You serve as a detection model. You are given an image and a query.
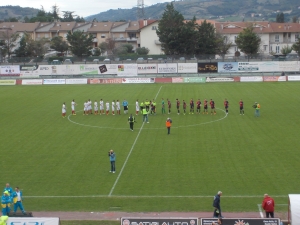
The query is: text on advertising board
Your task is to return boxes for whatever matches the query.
[198,63,218,73]
[121,218,198,225]
[201,218,280,225]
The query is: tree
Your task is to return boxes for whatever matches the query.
[66,30,93,58]
[195,20,218,56]
[51,4,60,21]
[180,17,198,55]
[92,47,101,56]
[62,11,76,22]
[99,42,108,55]
[105,38,116,56]
[276,13,284,23]
[156,3,185,55]
[292,16,298,23]
[50,36,69,55]
[292,39,300,57]
[136,47,149,55]
[0,29,19,58]
[235,25,261,59]
[281,45,292,55]
[14,35,28,57]
[121,44,134,53]
[215,33,232,60]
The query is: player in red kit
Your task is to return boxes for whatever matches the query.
[167,98,171,114]
[210,99,216,115]
[224,98,229,114]
[239,99,244,115]
[189,98,194,114]
[183,100,187,115]
[176,98,180,115]
[203,99,208,114]
[196,99,201,114]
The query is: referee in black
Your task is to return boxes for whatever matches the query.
[128,114,136,131]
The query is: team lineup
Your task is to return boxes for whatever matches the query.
[61,98,250,118]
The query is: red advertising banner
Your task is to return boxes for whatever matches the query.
[155,77,172,83]
[263,76,286,82]
[89,78,122,84]
[233,76,240,82]
[172,77,184,83]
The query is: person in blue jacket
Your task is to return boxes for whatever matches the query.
[12,187,26,214]
[108,149,116,173]
[3,184,13,196]
[122,99,128,114]
[213,191,223,218]
[1,191,12,216]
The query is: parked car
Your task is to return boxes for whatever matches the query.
[285,53,299,60]
[64,59,73,64]
[179,57,185,61]
[136,57,144,62]
[50,60,62,65]
[103,58,111,62]
[93,59,100,63]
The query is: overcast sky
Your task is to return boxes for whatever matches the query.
[5,0,170,18]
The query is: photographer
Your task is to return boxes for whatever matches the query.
[166,118,172,135]
[108,150,116,173]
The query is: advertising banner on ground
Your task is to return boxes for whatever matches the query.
[158,63,177,73]
[155,77,172,83]
[172,77,184,83]
[137,64,157,74]
[77,64,100,75]
[201,218,280,225]
[66,79,88,84]
[121,218,198,225]
[0,80,16,85]
[279,61,300,72]
[117,64,138,76]
[263,76,286,82]
[121,78,155,83]
[218,62,239,73]
[22,79,43,85]
[288,76,300,81]
[198,63,218,73]
[43,79,65,84]
[98,64,118,75]
[178,63,198,73]
[240,76,263,82]
[0,65,20,76]
[206,77,235,82]
[8,217,60,225]
[184,77,206,83]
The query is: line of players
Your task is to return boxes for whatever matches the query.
[62,98,245,118]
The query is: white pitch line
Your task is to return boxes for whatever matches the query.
[108,86,163,196]
[24,195,288,198]
[257,204,264,218]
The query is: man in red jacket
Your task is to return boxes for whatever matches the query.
[262,194,275,218]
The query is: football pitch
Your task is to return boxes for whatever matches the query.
[0,82,299,213]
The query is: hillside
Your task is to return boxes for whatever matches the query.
[86,0,300,22]
[0,5,39,21]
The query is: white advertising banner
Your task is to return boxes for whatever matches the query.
[117,64,138,76]
[98,64,118,75]
[121,77,155,83]
[172,77,184,83]
[66,79,88,84]
[177,63,197,73]
[158,63,177,73]
[279,61,300,72]
[22,79,43,85]
[8,217,60,225]
[288,76,300,81]
[0,80,16,85]
[238,62,279,72]
[240,76,263,82]
[43,79,65,84]
[0,65,20,76]
[206,77,235,82]
[137,64,158,74]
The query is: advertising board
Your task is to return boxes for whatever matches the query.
[22,79,43,85]
[178,63,198,73]
[0,65,20,76]
[155,77,172,83]
[263,76,286,82]
[65,79,88,84]
[43,79,65,84]
[172,77,184,83]
[137,64,158,74]
[288,76,300,81]
[278,61,300,72]
[198,63,218,73]
[158,63,177,73]
[218,62,239,73]
[240,76,263,82]
[183,77,206,83]
[121,78,155,83]
[8,217,60,225]
[201,218,280,225]
[117,64,138,76]
[121,217,198,225]
[0,80,16,85]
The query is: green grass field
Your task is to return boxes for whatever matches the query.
[0,82,298,213]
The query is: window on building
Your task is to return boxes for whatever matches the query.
[234,36,237,43]
[275,35,279,42]
[152,26,157,30]
[101,34,105,38]
[263,45,268,51]
[275,45,280,53]
[295,34,299,41]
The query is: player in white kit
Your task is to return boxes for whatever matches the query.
[135,100,139,115]
[88,99,92,114]
[71,99,77,115]
[105,101,110,115]
[62,102,66,118]
[112,100,115,115]
[94,100,98,115]
[116,100,121,115]
[99,99,104,115]
[84,101,88,115]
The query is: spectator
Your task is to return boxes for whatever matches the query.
[262,194,275,218]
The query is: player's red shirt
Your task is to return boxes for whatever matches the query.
[183,101,186,109]
[177,100,180,107]
[204,100,208,107]
[190,100,194,107]
[239,101,243,107]
[196,100,201,108]
[224,100,229,107]
[210,100,215,108]
[168,100,171,108]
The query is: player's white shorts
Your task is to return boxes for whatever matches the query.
[62,109,66,113]
[94,106,98,111]
[71,106,75,111]
[112,106,115,111]
[136,106,139,111]
[84,107,88,111]
[100,106,104,110]
[106,107,110,111]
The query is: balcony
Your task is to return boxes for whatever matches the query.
[126,37,137,42]
[114,37,127,41]
[92,38,98,43]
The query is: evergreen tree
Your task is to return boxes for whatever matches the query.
[292,38,300,57]
[50,36,69,55]
[276,13,285,23]
[235,25,261,59]
[66,30,93,59]
[195,20,218,56]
